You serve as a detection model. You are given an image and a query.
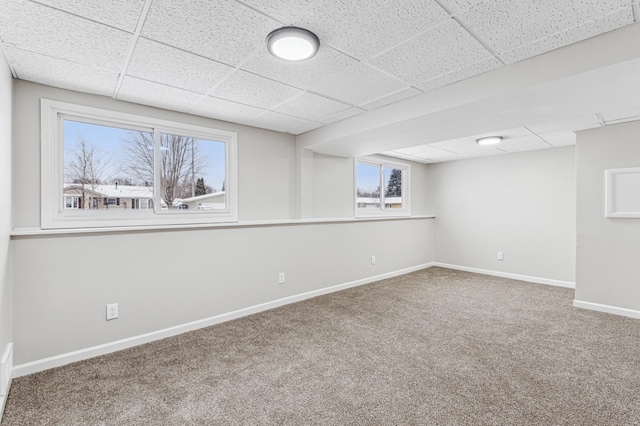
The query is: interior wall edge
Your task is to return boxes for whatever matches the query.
[573,300,640,320]
[0,342,13,423]
[432,262,575,289]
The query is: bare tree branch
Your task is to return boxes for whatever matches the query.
[122,132,207,208]
[64,137,114,209]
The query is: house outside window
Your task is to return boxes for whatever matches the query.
[41,99,237,229]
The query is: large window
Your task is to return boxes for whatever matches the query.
[355,157,409,217]
[41,99,237,229]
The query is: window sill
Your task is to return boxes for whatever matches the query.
[10,215,435,238]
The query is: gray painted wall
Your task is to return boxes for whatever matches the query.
[575,122,640,310]
[313,153,430,219]
[12,81,297,228]
[11,82,434,365]
[0,48,12,363]
[428,147,576,283]
[13,220,433,364]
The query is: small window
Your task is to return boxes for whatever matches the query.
[42,99,237,229]
[355,158,409,217]
[64,196,79,209]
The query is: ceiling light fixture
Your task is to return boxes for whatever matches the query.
[476,136,503,145]
[266,26,320,61]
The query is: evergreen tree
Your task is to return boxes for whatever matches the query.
[195,177,207,196]
[386,169,402,197]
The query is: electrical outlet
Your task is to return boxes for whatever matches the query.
[497,252,504,261]
[278,272,285,284]
[106,303,118,320]
[371,255,376,265]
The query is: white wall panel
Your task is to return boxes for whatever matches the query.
[0,49,13,390]
[12,219,434,364]
[428,147,576,283]
[575,122,640,311]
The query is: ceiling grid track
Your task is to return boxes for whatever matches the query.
[233,0,286,25]
[365,19,450,63]
[433,0,506,66]
[524,126,556,148]
[187,47,274,115]
[112,0,154,99]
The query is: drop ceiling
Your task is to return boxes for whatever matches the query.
[0,0,639,163]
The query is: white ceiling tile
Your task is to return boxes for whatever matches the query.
[600,106,640,123]
[0,0,131,71]
[5,47,118,96]
[190,96,266,125]
[248,111,323,135]
[498,7,633,64]
[369,19,495,85]
[360,88,422,111]
[210,70,303,110]
[382,151,437,164]
[537,132,576,147]
[294,0,450,60]
[127,38,235,94]
[395,144,462,160]
[527,114,602,134]
[274,92,351,122]
[459,0,630,54]
[320,107,366,124]
[496,135,551,153]
[239,0,312,23]
[311,62,408,106]
[241,46,358,90]
[140,0,280,66]
[418,57,502,92]
[117,76,204,112]
[438,0,486,15]
[396,145,438,155]
[430,137,505,157]
[32,0,145,32]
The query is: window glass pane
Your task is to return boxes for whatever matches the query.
[384,167,403,209]
[356,163,381,209]
[159,133,227,211]
[64,196,78,209]
[63,120,154,212]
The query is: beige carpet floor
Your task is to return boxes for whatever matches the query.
[3,267,640,425]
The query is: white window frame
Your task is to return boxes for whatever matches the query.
[64,196,79,209]
[354,156,410,218]
[41,99,238,229]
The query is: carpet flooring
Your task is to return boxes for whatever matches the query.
[3,267,640,425]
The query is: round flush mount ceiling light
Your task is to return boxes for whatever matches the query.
[476,136,503,145]
[266,27,320,61]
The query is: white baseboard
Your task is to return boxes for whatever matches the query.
[13,263,434,378]
[573,300,640,319]
[431,262,575,289]
[1,342,13,423]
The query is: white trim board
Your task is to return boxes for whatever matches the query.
[573,300,640,320]
[0,343,13,423]
[431,262,575,289]
[13,263,435,378]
